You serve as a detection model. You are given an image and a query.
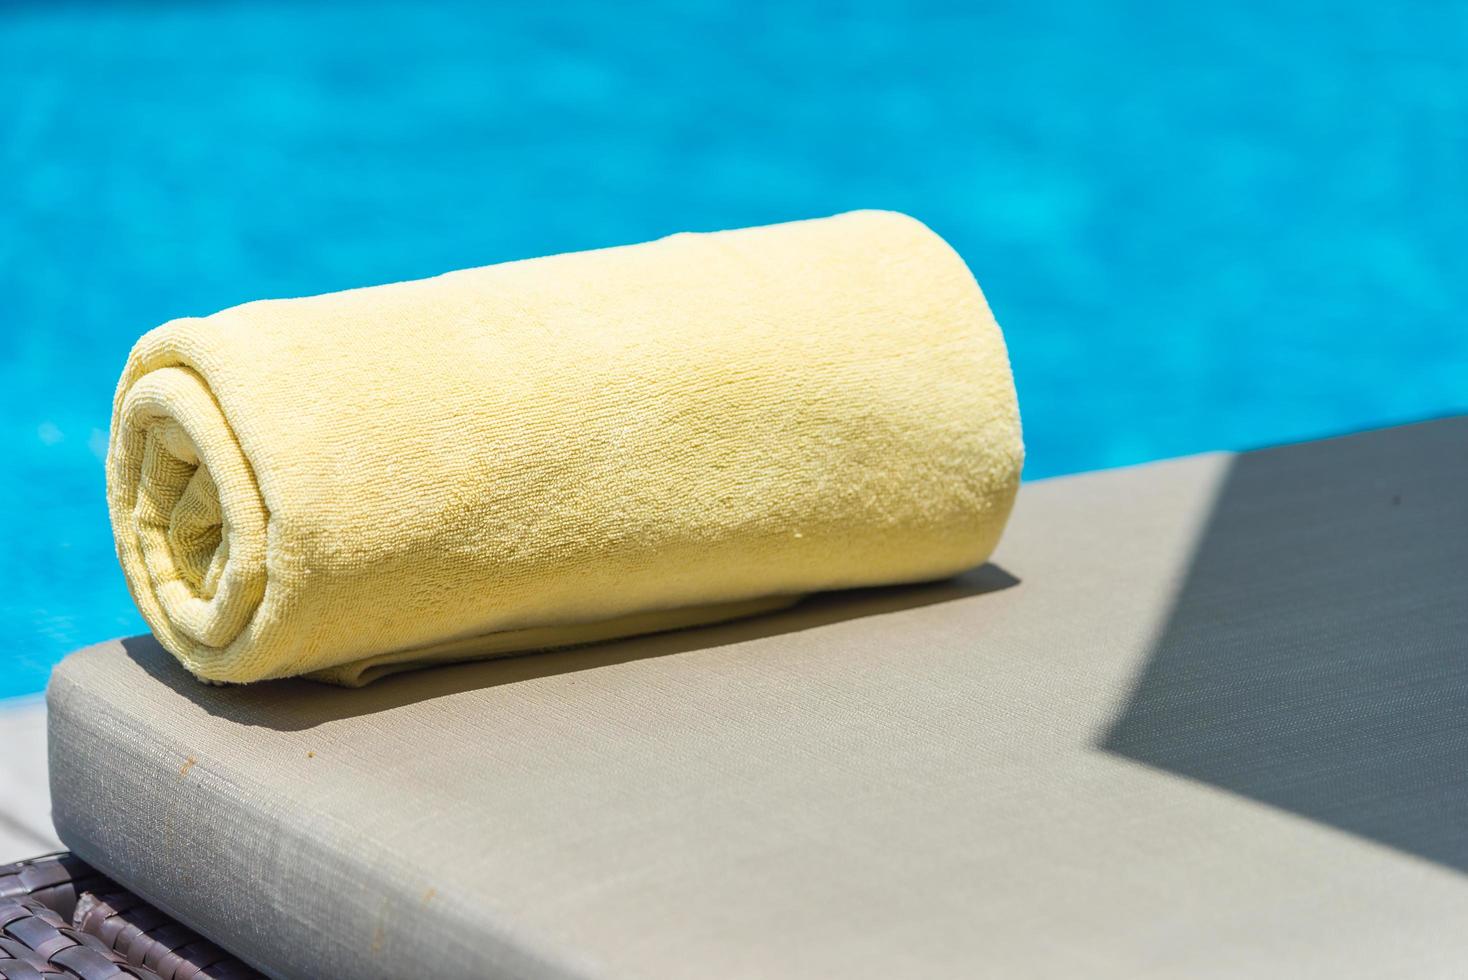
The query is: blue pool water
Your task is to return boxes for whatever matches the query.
[2,1,1465,697]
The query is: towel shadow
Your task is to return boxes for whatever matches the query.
[1102,416,1468,872]
[120,563,1019,732]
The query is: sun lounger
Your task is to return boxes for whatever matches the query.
[42,417,1468,978]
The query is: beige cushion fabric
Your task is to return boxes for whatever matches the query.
[48,417,1468,979]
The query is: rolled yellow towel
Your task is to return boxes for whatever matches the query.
[107,210,1023,685]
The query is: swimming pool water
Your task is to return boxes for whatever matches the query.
[2,0,1465,697]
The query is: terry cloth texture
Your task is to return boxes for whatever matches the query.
[52,418,1468,980]
[106,210,1023,685]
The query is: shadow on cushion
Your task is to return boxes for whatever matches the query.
[119,562,1019,732]
[1104,416,1468,873]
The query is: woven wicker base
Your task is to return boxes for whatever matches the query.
[0,854,260,980]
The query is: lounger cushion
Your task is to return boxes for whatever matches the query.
[47,418,1468,978]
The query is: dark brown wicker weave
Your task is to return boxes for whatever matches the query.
[0,854,107,924]
[0,896,160,979]
[71,893,257,980]
[0,856,259,980]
